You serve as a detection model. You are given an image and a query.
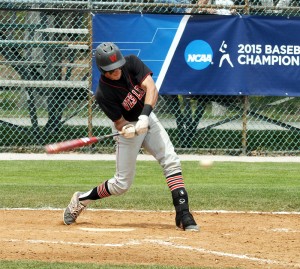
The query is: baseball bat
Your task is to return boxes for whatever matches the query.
[45,132,121,154]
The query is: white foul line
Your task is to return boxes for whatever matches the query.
[2,208,300,215]
[3,238,299,268]
[1,153,299,162]
[145,239,298,267]
[5,238,140,248]
[79,227,135,232]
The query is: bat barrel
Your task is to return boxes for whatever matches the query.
[45,137,99,154]
[45,133,121,154]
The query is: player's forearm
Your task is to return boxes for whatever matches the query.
[140,87,158,117]
[144,88,158,108]
[141,75,158,110]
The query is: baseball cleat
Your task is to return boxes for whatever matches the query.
[176,211,199,232]
[63,192,86,225]
[184,224,200,232]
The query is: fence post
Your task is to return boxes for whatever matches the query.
[88,12,93,138]
[242,95,249,155]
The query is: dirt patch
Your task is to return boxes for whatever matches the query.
[0,209,299,269]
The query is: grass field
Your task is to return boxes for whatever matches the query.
[1,160,299,269]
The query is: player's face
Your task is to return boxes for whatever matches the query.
[104,68,122,80]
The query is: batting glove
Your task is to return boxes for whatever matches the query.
[135,115,149,135]
[121,124,136,139]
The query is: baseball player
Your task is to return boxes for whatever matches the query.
[63,42,199,231]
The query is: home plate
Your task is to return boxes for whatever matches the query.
[79,227,135,232]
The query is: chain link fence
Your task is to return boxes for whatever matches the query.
[0,1,299,155]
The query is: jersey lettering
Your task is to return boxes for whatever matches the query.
[132,86,145,100]
[122,92,137,111]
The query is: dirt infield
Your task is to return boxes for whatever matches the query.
[1,209,299,269]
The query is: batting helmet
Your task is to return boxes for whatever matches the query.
[95,42,126,72]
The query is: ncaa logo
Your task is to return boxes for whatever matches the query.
[185,40,213,70]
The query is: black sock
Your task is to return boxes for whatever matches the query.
[78,187,99,201]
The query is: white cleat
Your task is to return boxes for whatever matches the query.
[63,192,86,225]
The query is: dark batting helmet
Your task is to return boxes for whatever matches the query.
[95,42,126,73]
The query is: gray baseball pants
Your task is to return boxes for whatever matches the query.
[108,112,182,195]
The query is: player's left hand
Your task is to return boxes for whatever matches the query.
[135,115,149,135]
[121,124,136,138]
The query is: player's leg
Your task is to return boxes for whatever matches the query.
[105,133,145,195]
[142,113,199,231]
[63,133,145,225]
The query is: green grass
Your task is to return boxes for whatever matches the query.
[0,160,299,269]
[0,160,299,211]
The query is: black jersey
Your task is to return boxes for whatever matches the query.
[95,55,153,122]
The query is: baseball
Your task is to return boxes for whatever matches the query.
[199,159,214,168]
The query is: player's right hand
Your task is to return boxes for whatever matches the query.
[135,115,149,135]
[121,124,136,139]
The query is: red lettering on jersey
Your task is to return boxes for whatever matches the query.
[122,93,137,111]
[132,86,145,100]
[109,54,117,63]
[122,100,130,111]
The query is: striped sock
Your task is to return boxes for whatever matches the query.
[97,180,111,199]
[166,172,185,192]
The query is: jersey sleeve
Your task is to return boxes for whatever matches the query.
[128,55,153,84]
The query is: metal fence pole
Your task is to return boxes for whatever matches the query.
[88,12,93,138]
[242,95,249,155]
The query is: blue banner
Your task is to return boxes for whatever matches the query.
[92,14,300,97]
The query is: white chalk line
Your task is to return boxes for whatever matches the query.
[2,207,298,267]
[269,228,300,233]
[4,238,140,247]
[1,153,300,162]
[79,227,135,232]
[1,207,300,215]
[2,208,299,267]
[144,239,298,267]
[0,228,135,235]
[3,238,299,268]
